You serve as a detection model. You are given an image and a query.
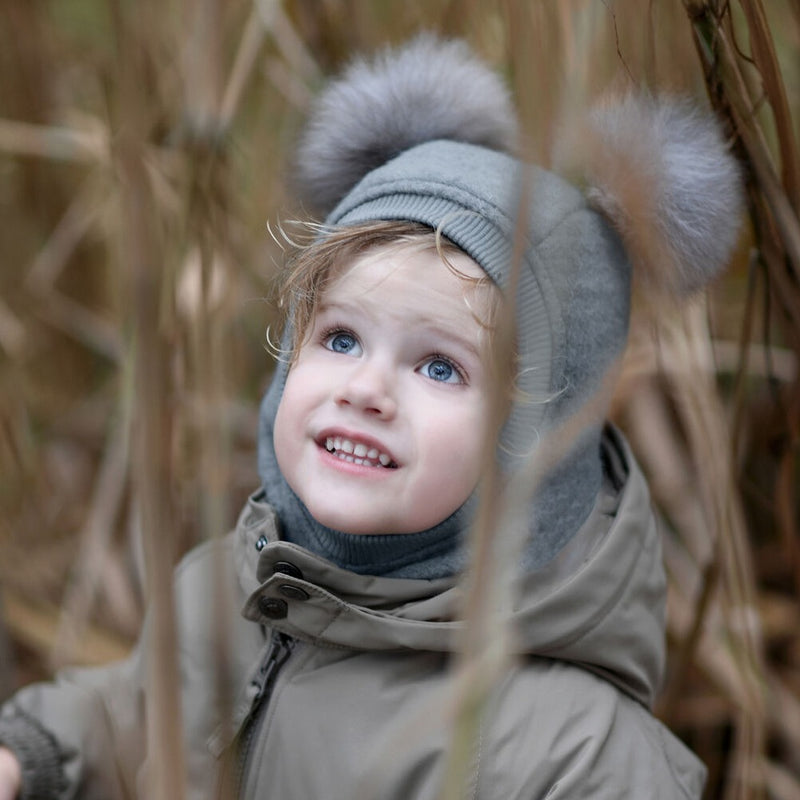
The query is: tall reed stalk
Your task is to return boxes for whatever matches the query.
[112,3,186,797]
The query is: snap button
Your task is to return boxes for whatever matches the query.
[255,535,268,552]
[258,596,288,620]
[278,584,310,601]
[273,561,303,580]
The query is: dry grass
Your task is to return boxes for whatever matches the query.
[0,2,798,798]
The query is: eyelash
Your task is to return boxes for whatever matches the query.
[423,353,467,384]
[319,325,356,346]
[317,324,468,384]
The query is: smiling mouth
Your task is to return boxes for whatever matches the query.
[323,436,398,469]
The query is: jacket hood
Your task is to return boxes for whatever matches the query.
[237,427,665,708]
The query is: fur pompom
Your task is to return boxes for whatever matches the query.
[575,95,744,295]
[293,34,518,216]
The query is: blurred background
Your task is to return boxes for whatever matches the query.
[0,1,798,798]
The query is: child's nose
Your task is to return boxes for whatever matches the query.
[333,361,397,420]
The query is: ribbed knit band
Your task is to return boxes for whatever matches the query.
[0,712,65,800]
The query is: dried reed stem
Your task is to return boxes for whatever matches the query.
[737,0,800,212]
[220,5,269,126]
[687,0,800,606]
[658,302,768,800]
[24,175,104,291]
[51,421,129,668]
[0,586,131,667]
[0,119,106,163]
[31,290,122,361]
[113,1,186,797]
[441,4,652,794]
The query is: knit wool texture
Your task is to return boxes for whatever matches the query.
[257,139,631,579]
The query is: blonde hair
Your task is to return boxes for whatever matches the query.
[275,220,501,361]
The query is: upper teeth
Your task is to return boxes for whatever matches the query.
[325,437,394,467]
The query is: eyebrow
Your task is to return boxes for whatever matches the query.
[315,299,483,359]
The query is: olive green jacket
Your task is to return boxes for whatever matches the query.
[0,429,705,799]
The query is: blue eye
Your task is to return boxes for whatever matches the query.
[324,331,361,355]
[421,358,462,384]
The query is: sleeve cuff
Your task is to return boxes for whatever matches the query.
[0,711,66,800]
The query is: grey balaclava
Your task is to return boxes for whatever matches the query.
[258,35,743,579]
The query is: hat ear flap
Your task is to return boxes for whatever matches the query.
[566,94,745,296]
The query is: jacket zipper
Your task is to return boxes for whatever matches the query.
[234,630,295,797]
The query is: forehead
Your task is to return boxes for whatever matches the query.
[323,240,492,311]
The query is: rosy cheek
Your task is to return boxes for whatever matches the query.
[273,390,297,471]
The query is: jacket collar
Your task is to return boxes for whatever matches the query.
[235,427,665,707]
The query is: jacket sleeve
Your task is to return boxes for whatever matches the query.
[0,533,248,800]
[0,642,146,800]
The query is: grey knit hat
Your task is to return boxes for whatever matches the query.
[258,34,743,575]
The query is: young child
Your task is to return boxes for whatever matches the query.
[0,35,742,799]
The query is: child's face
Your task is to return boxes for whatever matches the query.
[273,242,495,535]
